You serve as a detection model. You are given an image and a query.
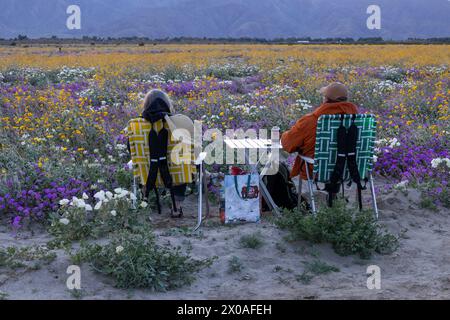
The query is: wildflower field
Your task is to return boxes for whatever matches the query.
[0,44,449,228]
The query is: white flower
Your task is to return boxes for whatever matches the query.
[431,158,440,168]
[114,188,124,194]
[116,189,129,199]
[395,180,409,189]
[116,144,127,151]
[85,204,93,211]
[431,157,450,169]
[59,218,70,225]
[82,192,89,200]
[116,246,124,254]
[94,190,106,201]
[375,137,400,149]
[71,196,86,209]
[389,138,400,148]
[75,199,86,209]
[140,201,148,208]
[105,191,114,199]
[110,210,117,217]
[59,199,70,206]
[94,201,103,210]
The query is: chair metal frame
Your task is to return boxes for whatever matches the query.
[130,153,208,231]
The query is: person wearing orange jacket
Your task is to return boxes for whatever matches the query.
[281,82,359,180]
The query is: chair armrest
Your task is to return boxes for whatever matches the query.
[127,160,133,170]
[299,155,314,164]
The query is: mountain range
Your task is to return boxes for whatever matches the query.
[0,0,449,39]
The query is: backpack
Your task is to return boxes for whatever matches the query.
[324,114,366,210]
[142,97,179,216]
[262,162,309,211]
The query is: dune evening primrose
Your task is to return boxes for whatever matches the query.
[140,201,148,208]
[59,218,70,225]
[59,199,70,206]
[115,246,124,254]
[94,201,103,211]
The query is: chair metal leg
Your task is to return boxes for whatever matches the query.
[256,151,281,216]
[305,164,317,215]
[369,172,379,219]
[203,166,210,218]
[132,176,137,210]
[297,176,303,209]
[193,162,203,231]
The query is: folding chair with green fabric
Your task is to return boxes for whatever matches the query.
[299,114,379,218]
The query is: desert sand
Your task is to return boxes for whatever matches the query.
[1,185,449,300]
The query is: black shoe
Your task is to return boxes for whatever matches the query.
[170,206,183,218]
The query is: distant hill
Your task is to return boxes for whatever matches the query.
[0,0,449,40]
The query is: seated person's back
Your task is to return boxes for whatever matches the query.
[281,82,359,180]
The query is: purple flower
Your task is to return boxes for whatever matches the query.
[11,216,21,229]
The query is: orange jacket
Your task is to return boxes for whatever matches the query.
[281,102,359,180]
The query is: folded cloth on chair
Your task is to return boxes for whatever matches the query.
[127,118,196,187]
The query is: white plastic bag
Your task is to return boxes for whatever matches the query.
[224,174,260,223]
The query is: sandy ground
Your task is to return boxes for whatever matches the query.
[1,186,449,300]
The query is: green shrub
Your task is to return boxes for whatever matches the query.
[47,194,146,249]
[71,227,216,291]
[0,246,56,270]
[227,256,244,274]
[276,201,399,259]
[304,259,339,275]
[239,232,264,249]
[295,272,314,285]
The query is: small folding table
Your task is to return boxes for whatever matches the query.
[224,137,282,216]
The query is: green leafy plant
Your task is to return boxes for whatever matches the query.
[0,245,56,270]
[227,256,244,274]
[276,201,399,259]
[304,259,339,275]
[71,227,216,291]
[69,289,84,300]
[239,232,264,249]
[47,192,145,249]
[48,207,93,249]
[295,272,314,285]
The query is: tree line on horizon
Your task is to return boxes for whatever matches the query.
[2,35,450,45]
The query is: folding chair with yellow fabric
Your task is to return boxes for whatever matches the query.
[127,117,208,230]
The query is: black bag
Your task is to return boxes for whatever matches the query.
[262,162,309,211]
[324,114,366,210]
